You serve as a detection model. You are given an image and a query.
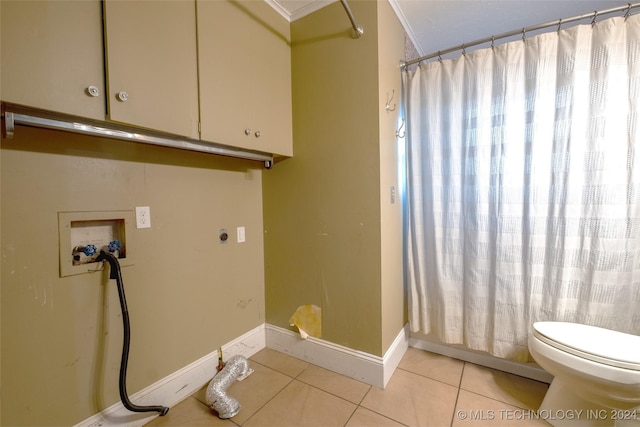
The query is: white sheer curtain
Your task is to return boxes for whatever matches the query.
[404,14,640,362]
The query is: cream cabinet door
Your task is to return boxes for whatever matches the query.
[197,0,293,157]
[1,0,105,120]
[103,0,199,139]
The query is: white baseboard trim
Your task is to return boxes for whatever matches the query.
[409,335,553,384]
[265,323,409,389]
[382,324,410,387]
[74,324,266,427]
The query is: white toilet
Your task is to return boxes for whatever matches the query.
[528,321,640,427]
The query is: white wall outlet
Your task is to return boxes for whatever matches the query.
[135,206,151,229]
[237,226,246,243]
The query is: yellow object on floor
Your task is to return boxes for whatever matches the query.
[289,304,321,339]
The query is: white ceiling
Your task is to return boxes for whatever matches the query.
[267,0,635,61]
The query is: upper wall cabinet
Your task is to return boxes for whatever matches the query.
[1,0,105,120]
[103,0,200,139]
[197,0,293,157]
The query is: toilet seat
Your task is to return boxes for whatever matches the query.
[532,322,640,371]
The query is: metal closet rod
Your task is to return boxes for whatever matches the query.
[1,103,274,168]
[402,2,640,69]
[340,0,364,38]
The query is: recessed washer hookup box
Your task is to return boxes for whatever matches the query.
[58,210,135,277]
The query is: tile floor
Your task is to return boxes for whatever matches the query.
[145,347,551,427]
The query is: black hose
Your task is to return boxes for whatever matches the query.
[96,251,169,416]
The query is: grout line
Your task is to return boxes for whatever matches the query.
[342,405,359,427]
[352,404,412,427]
[295,378,362,407]
[458,361,466,388]
[253,364,380,426]
[455,362,550,412]
[460,388,545,413]
[239,376,296,426]
[234,356,299,426]
[292,365,373,406]
[295,363,310,379]
[450,362,466,427]
[396,365,462,389]
[355,384,372,406]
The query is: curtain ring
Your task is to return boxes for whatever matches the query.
[462,44,467,56]
[491,36,495,49]
[625,3,632,21]
[438,51,443,62]
[557,18,562,33]
[521,28,526,42]
[591,11,598,26]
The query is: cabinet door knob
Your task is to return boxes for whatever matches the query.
[254,131,261,138]
[117,91,129,102]
[86,86,100,97]
[244,128,252,136]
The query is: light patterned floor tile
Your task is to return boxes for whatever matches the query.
[249,347,310,378]
[345,407,406,427]
[192,361,293,424]
[399,347,465,387]
[243,380,357,427]
[452,389,551,426]
[297,364,371,404]
[360,368,459,426]
[460,363,549,411]
[145,396,235,426]
[144,348,556,427]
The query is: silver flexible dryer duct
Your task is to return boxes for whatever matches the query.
[205,355,250,419]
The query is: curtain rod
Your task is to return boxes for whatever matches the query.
[402,2,640,69]
[339,0,364,38]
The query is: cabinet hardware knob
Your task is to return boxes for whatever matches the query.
[254,131,261,138]
[86,86,100,97]
[117,91,129,102]
[244,128,252,136]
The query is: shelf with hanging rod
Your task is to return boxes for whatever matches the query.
[1,102,275,168]
[402,2,640,69]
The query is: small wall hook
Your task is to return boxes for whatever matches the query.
[396,118,406,139]
[386,90,396,112]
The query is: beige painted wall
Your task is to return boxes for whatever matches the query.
[377,0,407,352]
[263,0,405,357]
[1,128,265,426]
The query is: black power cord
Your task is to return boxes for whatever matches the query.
[96,251,169,416]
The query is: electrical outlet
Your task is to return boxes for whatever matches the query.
[135,206,151,229]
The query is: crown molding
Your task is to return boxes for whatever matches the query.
[265,0,336,22]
